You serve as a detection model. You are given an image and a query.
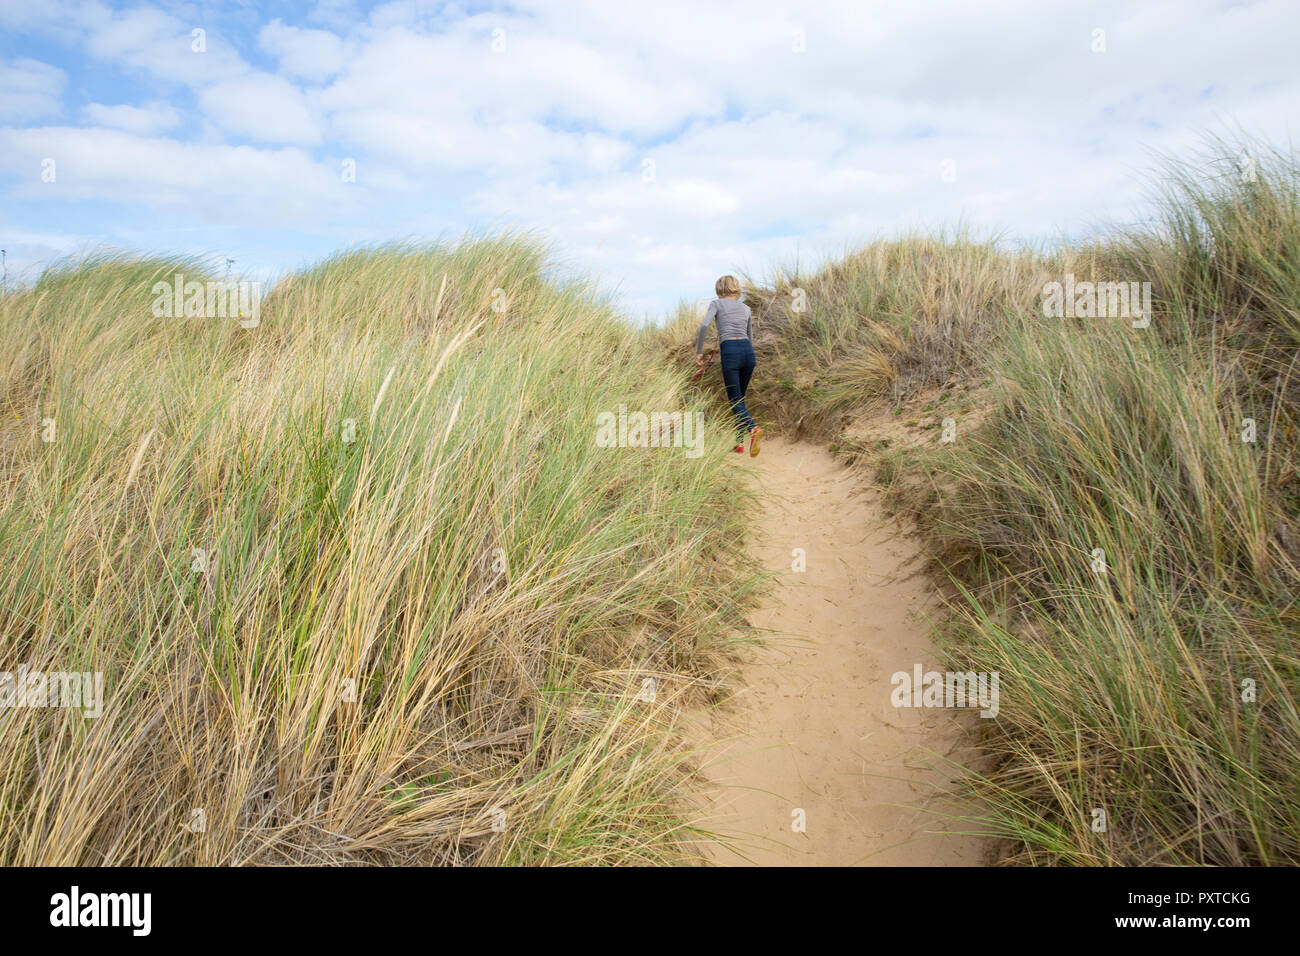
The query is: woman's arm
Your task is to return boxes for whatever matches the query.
[696,300,718,356]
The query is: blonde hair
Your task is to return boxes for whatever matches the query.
[715,275,741,298]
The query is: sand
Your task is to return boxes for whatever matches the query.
[688,437,988,866]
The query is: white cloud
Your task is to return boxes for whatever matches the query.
[2,0,1299,314]
[0,126,352,224]
[198,74,321,145]
[82,5,242,85]
[82,101,179,134]
[0,58,66,122]
[259,19,349,82]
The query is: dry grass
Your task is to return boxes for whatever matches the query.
[660,138,1300,865]
[656,233,1046,439]
[0,234,759,865]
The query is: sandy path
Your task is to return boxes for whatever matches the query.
[688,437,987,866]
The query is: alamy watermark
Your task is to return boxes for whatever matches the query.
[890,664,999,718]
[152,274,261,328]
[1041,273,1152,328]
[1,665,103,718]
[50,886,150,936]
[595,405,705,458]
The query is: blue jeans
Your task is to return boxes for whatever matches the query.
[719,339,756,439]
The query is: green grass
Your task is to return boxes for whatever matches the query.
[716,138,1300,865]
[0,234,758,865]
[10,134,1298,868]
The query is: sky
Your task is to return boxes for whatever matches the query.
[0,0,1297,319]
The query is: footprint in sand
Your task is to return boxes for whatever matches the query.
[688,437,988,867]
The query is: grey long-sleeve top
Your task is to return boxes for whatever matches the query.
[695,297,752,354]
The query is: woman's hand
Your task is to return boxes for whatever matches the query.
[696,352,707,369]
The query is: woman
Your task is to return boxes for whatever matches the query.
[696,275,762,456]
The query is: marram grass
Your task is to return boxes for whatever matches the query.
[0,235,756,865]
[715,140,1300,865]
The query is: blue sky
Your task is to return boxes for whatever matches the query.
[1,0,1298,319]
